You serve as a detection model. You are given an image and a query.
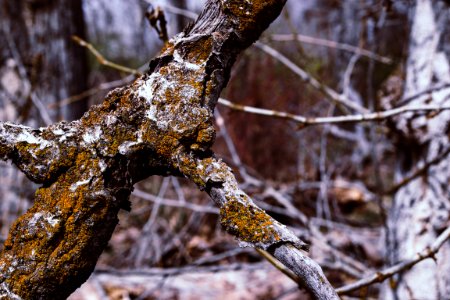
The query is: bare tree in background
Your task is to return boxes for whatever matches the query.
[382,0,450,298]
[0,0,88,122]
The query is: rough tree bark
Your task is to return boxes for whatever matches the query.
[0,1,339,299]
[382,0,450,299]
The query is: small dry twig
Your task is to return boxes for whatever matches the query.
[71,35,142,76]
[145,5,169,42]
[270,33,392,64]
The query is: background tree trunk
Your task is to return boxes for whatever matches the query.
[0,0,89,122]
[382,0,450,298]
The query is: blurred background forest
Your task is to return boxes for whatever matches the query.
[0,0,449,299]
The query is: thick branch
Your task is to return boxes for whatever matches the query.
[0,1,339,299]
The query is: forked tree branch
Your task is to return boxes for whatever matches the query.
[0,1,339,299]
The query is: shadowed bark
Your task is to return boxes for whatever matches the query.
[0,1,339,299]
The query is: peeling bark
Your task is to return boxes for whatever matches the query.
[0,1,339,299]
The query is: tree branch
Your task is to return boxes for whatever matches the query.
[218,98,450,127]
[0,1,339,299]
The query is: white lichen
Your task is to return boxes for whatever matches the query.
[173,50,202,71]
[15,130,50,150]
[105,115,118,126]
[52,129,65,136]
[82,126,102,145]
[0,282,22,300]
[70,178,91,192]
[29,212,59,228]
[98,160,107,173]
[118,141,139,155]
[145,104,158,121]
[44,215,59,227]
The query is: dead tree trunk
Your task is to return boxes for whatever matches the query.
[0,1,339,299]
[382,0,450,299]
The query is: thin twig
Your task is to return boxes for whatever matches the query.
[255,248,302,285]
[95,262,268,277]
[215,110,261,187]
[219,98,450,127]
[193,248,254,266]
[395,82,450,107]
[270,34,392,64]
[336,226,450,295]
[49,76,135,109]
[132,188,219,214]
[254,42,369,114]
[71,35,142,76]
[262,187,308,225]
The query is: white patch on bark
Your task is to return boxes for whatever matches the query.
[0,282,22,300]
[98,160,107,172]
[29,212,59,228]
[70,178,91,192]
[82,126,102,145]
[52,129,65,136]
[118,141,139,155]
[16,131,49,150]
[173,50,201,71]
[105,115,118,126]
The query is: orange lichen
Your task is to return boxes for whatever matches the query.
[220,199,280,244]
[1,147,121,298]
[181,36,214,64]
